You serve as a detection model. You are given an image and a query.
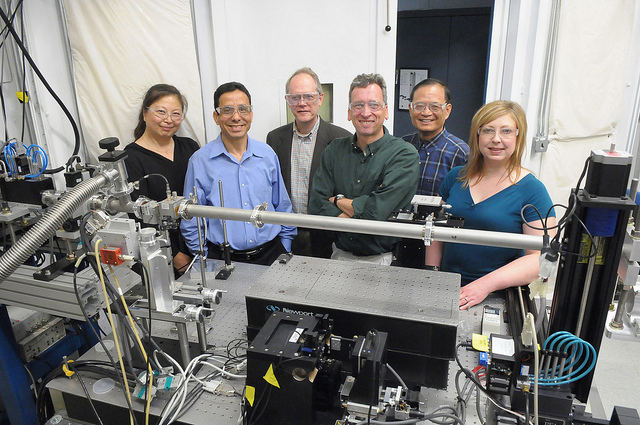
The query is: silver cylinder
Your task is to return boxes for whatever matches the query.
[0,173,110,283]
[184,205,544,251]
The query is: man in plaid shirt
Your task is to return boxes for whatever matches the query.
[397,79,468,268]
[402,78,468,197]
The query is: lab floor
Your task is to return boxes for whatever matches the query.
[588,334,640,416]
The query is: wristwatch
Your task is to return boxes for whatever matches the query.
[334,194,345,208]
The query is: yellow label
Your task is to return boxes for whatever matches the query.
[245,385,255,407]
[577,234,591,264]
[595,239,606,265]
[263,364,280,388]
[578,235,607,265]
[471,333,489,352]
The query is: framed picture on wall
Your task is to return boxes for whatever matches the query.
[398,69,429,110]
[287,83,335,123]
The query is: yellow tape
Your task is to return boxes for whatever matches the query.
[62,360,75,377]
[245,385,255,407]
[263,364,280,388]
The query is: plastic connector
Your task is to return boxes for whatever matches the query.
[203,380,222,394]
[538,254,555,280]
[521,315,534,347]
[235,359,247,373]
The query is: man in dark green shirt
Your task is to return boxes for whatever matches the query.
[308,73,419,264]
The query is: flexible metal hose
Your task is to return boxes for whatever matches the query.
[0,173,110,283]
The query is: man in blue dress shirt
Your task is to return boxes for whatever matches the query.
[181,82,296,265]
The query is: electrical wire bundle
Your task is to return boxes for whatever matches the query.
[63,210,248,425]
[0,3,83,163]
[2,140,49,178]
[455,341,537,425]
[454,365,486,424]
[0,1,85,181]
[155,350,246,425]
[535,331,597,386]
[35,358,138,425]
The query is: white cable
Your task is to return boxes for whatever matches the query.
[183,254,198,274]
[386,364,408,390]
[201,361,247,379]
[487,397,533,425]
[528,312,539,425]
[161,353,216,425]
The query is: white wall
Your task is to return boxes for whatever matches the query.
[6,0,640,203]
[11,0,83,176]
[487,0,640,205]
[10,0,398,169]
[200,0,398,143]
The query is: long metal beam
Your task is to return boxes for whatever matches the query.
[185,205,544,251]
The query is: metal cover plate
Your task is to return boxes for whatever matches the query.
[246,256,459,325]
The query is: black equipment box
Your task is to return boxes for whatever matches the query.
[245,256,460,389]
[0,177,54,206]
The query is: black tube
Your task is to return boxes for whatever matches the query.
[0,6,81,157]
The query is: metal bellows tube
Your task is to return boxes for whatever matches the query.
[0,173,110,283]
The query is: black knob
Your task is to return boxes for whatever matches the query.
[99,137,120,152]
[385,25,391,32]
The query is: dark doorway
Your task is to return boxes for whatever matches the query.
[393,4,493,143]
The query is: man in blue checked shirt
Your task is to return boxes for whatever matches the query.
[397,78,468,268]
[181,82,296,266]
[402,78,469,197]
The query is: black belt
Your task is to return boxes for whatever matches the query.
[207,238,278,261]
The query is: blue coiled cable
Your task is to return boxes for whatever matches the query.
[531,331,597,386]
[4,141,17,176]
[25,144,48,178]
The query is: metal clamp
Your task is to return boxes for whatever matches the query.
[101,168,120,187]
[177,199,193,220]
[422,214,434,246]
[202,288,226,305]
[183,305,204,322]
[250,202,268,228]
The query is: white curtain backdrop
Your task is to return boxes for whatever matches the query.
[61,0,205,160]
[539,0,636,205]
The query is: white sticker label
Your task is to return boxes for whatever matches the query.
[492,337,515,357]
[289,328,304,343]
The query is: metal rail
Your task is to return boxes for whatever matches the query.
[184,204,544,251]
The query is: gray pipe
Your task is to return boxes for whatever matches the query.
[0,173,111,283]
[185,205,544,251]
[536,0,561,137]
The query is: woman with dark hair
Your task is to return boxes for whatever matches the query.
[125,84,200,274]
[426,100,556,309]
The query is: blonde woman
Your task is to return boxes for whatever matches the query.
[426,101,556,309]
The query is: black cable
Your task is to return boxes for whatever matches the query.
[73,259,139,425]
[137,261,153,423]
[79,213,153,373]
[67,363,105,425]
[139,173,170,189]
[18,0,26,148]
[574,157,590,194]
[0,58,7,142]
[42,165,64,175]
[367,330,380,425]
[454,342,511,412]
[0,5,82,157]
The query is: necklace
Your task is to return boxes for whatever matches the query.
[140,136,173,157]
